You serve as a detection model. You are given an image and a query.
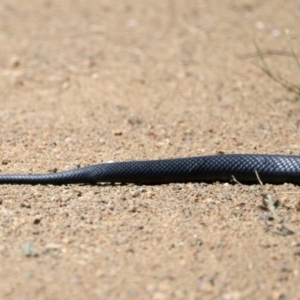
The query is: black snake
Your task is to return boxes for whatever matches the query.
[0,154,299,185]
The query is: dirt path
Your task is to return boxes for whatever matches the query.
[0,0,300,299]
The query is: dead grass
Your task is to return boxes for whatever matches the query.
[255,32,300,98]
[233,173,299,236]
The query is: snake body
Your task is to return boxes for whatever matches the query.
[0,154,300,185]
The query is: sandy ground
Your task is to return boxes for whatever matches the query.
[0,0,300,299]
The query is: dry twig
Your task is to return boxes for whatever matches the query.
[254,34,300,97]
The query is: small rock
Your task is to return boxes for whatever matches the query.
[33,215,42,225]
[128,205,137,213]
[62,82,69,90]
[1,159,10,165]
[127,116,142,125]
[113,130,123,136]
[23,242,38,257]
[172,184,182,190]
[20,201,31,208]
[259,213,273,221]
[131,189,142,197]
[224,194,232,201]
[43,243,62,255]
[191,238,203,247]
[8,56,20,68]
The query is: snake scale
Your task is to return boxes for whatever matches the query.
[0,154,299,185]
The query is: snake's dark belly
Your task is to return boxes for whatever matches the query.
[0,154,299,185]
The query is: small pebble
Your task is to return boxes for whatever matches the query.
[113,130,123,136]
[33,215,43,225]
[8,55,20,68]
[62,82,69,90]
[128,205,137,213]
[43,243,62,255]
[131,190,141,197]
[259,213,273,221]
[23,242,38,257]
[1,159,10,165]
[20,201,31,208]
